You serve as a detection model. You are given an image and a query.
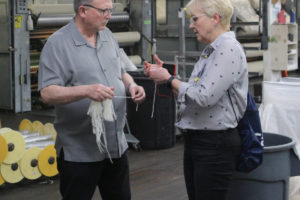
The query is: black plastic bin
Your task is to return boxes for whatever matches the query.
[127,71,176,150]
[228,132,295,200]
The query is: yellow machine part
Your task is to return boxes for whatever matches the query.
[0,135,8,164]
[1,130,26,164]
[38,145,58,177]
[44,123,57,141]
[0,169,5,186]
[20,147,42,180]
[32,121,45,135]
[1,162,24,184]
[19,119,34,133]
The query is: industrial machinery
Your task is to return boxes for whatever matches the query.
[0,0,155,112]
[0,0,31,112]
[1,0,298,112]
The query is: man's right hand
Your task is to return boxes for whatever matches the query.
[87,84,114,101]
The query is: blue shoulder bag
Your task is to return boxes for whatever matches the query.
[228,90,264,172]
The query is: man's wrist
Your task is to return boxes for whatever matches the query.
[128,82,137,92]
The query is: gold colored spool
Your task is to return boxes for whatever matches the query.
[32,121,45,135]
[44,123,57,141]
[1,130,26,164]
[0,135,8,164]
[38,145,58,177]
[0,127,12,134]
[19,119,33,133]
[0,167,5,186]
[1,162,24,183]
[20,147,42,180]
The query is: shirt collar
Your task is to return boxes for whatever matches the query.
[70,19,108,47]
[211,31,236,49]
[201,31,236,58]
[70,19,86,46]
[202,45,214,58]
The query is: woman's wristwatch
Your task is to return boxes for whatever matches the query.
[167,76,175,88]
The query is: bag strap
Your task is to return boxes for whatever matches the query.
[227,90,238,123]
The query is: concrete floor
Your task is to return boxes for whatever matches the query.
[0,109,187,200]
[0,141,187,200]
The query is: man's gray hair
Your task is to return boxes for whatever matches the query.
[73,0,94,14]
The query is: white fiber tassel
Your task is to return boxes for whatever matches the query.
[102,100,116,121]
[87,99,116,162]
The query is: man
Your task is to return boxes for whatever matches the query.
[38,0,145,199]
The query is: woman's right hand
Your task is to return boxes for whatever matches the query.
[144,54,164,76]
[143,54,171,84]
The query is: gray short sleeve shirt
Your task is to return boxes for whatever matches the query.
[38,20,128,162]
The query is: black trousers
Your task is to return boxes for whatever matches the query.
[57,150,131,200]
[183,128,241,200]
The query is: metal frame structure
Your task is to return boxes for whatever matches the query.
[0,0,31,112]
[0,0,153,113]
[176,0,269,81]
[129,0,153,63]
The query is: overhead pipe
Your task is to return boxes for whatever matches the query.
[36,12,130,28]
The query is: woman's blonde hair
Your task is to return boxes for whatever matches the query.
[186,0,233,30]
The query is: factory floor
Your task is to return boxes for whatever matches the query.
[1,70,300,200]
[0,109,187,200]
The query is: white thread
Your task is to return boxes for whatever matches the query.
[114,96,132,99]
[151,83,157,118]
[87,100,116,162]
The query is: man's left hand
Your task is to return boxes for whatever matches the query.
[129,84,146,104]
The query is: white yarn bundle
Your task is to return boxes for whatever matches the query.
[87,100,116,161]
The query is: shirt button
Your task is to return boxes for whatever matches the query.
[104,69,107,72]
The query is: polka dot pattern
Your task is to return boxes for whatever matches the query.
[175,31,248,131]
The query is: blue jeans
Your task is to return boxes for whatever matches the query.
[183,128,241,200]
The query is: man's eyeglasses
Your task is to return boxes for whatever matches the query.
[189,14,206,24]
[83,4,113,16]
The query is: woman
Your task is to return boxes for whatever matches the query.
[144,0,248,199]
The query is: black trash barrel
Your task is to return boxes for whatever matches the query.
[228,132,295,200]
[127,71,176,150]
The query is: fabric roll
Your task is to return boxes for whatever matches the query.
[20,147,42,180]
[112,32,141,44]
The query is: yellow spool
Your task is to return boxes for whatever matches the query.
[19,119,33,133]
[1,130,26,164]
[1,162,24,184]
[20,147,42,180]
[0,167,5,186]
[0,135,8,164]
[32,121,45,135]
[38,145,58,177]
[44,123,57,141]
[0,127,12,134]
